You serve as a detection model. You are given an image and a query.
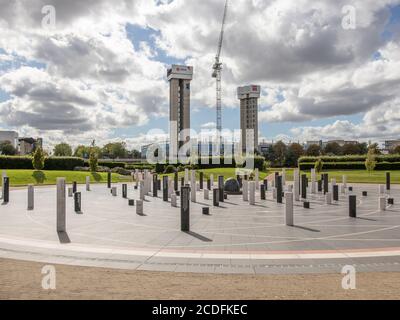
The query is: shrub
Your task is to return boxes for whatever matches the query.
[314,158,324,173]
[32,148,45,171]
[365,150,377,173]
[111,167,131,176]
[164,165,177,174]
[44,157,85,171]
[89,149,98,172]
[0,156,34,169]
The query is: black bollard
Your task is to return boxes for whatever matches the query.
[199,172,204,190]
[301,174,307,199]
[386,172,391,192]
[107,172,112,189]
[122,184,128,199]
[277,176,283,204]
[152,175,158,197]
[129,199,135,206]
[72,181,77,194]
[349,195,357,218]
[163,176,169,202]
[213,189,219,207]
[74,192,82,213]
[362,191,368,197]
[388,198,394,205]
[333,185,339,201]
[3,177,9,204]
[318,180,322,192]
[202,207,210,216]
[264,179,268,191]
[323,174,329,195]
[207,179,211,190]
[174,172,179,191]
[180,186,190,232]
[260,184,266,200]
[218,176,224,202]
[304,201,310,209]
[181,177,185,187]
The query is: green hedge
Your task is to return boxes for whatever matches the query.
[0,156,85,171]
[94,161,126,169]
[299,155,400,164]
[299,161,400,171]
[0,156,33,169]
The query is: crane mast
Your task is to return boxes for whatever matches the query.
[212,0,228,148]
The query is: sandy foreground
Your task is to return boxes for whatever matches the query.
[1,258,399,300]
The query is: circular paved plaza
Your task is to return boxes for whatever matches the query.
[1,182,400,274]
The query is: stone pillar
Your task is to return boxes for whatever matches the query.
[294,169,300,201]
[213,188,220,207]
[272,188,277,200]
[386,172,391,193]
[379,197,386,211]
[249,181,256,205]
[333,185,339,202]
[122,184,128,199]
[277,176,283,204]
[282,168,286,186]
[86,176,90,191]
[27,184,34,211]
[340,184,345,194]
[242,180,249,202]
[349,195,357,218]
[199,172,204,190]
[57,178,66,233]
[181,186,190,232]
[204,189,209,200]
[285,192,294,227]
[168,180,174,199]
[255,169,259,190]
[210,174,214,188]
[2,177,9,204]
[107,172,112,189]
[136,200,143,215]
[140,181,145,201]
[311,169,316,194]
[184,169,189,185]
[325,192,332,205]
[0,171,6,200]
[68,188,73,198]
[379,185,385,195]
[301,174,307,199]
[171,194,177,208]
[74,192,82,213]
[111,187,117,197]
[260,184,266,200]
[163,176,169,202]
[343,175,347,189]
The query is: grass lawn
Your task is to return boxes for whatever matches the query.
[0,170,131,187]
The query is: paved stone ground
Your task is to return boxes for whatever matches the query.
[0,182,400,274]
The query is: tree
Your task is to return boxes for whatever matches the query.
[324,142,342,155]
[32,147,45,171]
[272,141,287,167]
[130,149,141,159]
[315,157,324,173]
[53,143,72,157]
[390,145,400,155]
[102,142,128,159]
[365,149,377,174]
[74,145,90,158]
[0,141,17,155]
[89,148,98,172]
[306,144,322,157]
[285,143,304,167]
[368,143,381,155]
[342,143,362,155]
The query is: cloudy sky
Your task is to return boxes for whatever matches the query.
[0,0,400,150]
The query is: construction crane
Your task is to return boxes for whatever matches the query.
[212,0,229,147]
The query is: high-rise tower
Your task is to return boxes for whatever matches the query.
[167,65,193,155]
[238,85,261,152]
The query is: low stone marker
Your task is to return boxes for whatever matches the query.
[325,192,332,205]
[349,195,357,218]
[340,185,346,194]
[128,199,135,206]
[68,188,73,198]
[202,207,210,216]
[122,184,128,199]
[388,198,394,205]
[294,169,300,201]
[74,192,82,213]
[348,187,353,192]
[272,188,277,200]
[303,201,310,209]
[72,181,77,194]
[27,185,34,211]
[204,189,209,200]
[140,181,145,200]
[181,186,190,232]
[255,169,260,190]
[362,191,368,197]
[242,180,248,202]
[379,197,386,211]
[285,192,294,226]
[86,176,90,191]
[171,194,177,207]
[379,185,385,195]
[343,175,348,189]
[213,188,219,207]
[57,178,66,233]
[136,200,144,215]
[0,171,6,200]
[111,187,117,197]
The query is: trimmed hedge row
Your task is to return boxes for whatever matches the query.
[299,155,400,164]
[299,162,400,171]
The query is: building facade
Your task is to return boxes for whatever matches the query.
[168,65,193,157]
[238,85,260,152]
[0,131,19,148]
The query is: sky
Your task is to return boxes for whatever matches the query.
[0,0,400,151]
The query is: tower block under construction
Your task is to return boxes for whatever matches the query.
[167,65,193,154]
[238,85,261,152]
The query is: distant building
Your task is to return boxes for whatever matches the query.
[385,140,400,151]
[18,137,43,155]
[305,141,323,149]
[258,141,273,155]
[238,85,261,152]
[321,140,358,148]
[0,130,19,149]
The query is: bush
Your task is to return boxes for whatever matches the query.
[111,167,132,176]
[44,157,85,171]
[0,156,34,169]
[32,148,45,171]
[89,161,126,169]
[89,149,98,172]
[299,155,400,164]
[164,165,177,174]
